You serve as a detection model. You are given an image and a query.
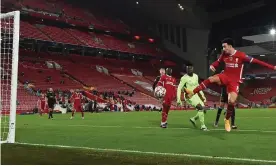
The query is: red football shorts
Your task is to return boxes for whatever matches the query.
[163,95,175,106]
[40,103,45,111]
[217,73,239,94]
[73,104,82,112]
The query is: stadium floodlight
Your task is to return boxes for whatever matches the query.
[0,11,20,144]
[260,54,265,56]
[136,1,139,5]
[270,28,276,35]
[178,4,184,11]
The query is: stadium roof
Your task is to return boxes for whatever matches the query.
[92,0,266,29]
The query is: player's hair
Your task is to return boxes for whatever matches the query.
[221,38,235,47]
[160,68,165,75]
[166,68,173,76]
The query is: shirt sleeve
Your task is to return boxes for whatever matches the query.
[177,76,186,102]
[211,54,223,69]
[241,53,274,69]
[157,75,164,87]
[152,76,160,90]
[242,54,254,63]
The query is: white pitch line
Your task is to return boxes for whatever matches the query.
[64,124,276,133]
[25,123,276,133]
[15,142,276,164]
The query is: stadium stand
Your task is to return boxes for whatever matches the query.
[4,0,272,114]
[20,21,52,41]
[241,79,276,102]
[16,84,39,114]
[38,25,82,45]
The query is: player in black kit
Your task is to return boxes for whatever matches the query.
[46,88,56,119]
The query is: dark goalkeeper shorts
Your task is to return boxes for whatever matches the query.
[48,102,55,109]
[220,86,228,103]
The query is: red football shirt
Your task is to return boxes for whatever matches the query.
[211,50,274,83]
[157,74,176,98]
[71,92,82,105]
[37,97,46,109]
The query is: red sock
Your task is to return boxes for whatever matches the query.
[193,79,211,94]
[81,111,84,117]
[72,111,75,117]
[162,104,170,123]
[226,104,234,120]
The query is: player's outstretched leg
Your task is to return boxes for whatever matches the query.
[231,108,237,129]
[214,107,223,127]
[185,75,220,98]
[160,103,170,128]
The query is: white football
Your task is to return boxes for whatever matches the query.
[154,86,166,98]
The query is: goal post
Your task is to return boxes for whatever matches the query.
[0,11,20,143]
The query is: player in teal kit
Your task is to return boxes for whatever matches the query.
[177,65,208,131]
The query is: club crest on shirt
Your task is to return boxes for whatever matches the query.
[236,58,238,63]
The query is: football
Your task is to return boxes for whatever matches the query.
[154,86,166,98]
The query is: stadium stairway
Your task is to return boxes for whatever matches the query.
[111,74,154,97]
[62,71,88,87]
[110,74,171,107]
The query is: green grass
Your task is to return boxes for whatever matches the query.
[2,109,276,164]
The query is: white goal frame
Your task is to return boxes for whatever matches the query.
[0,11,20,143]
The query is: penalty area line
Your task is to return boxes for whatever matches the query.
[15,142,276,163]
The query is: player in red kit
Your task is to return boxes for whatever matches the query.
[185,38,276,132]
[157,68,176,128]
[37,93,46,116]
[70,89,84,119]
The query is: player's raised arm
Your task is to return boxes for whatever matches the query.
[152,76,159,90]
[157,75,165,87]
[177,76,186,105]
[210,54,223,72]
[242,54,276,70]
[153,68,165,90]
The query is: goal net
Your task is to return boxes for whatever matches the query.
[0,11,20,143]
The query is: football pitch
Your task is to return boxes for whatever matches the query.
[2,108,276,164]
